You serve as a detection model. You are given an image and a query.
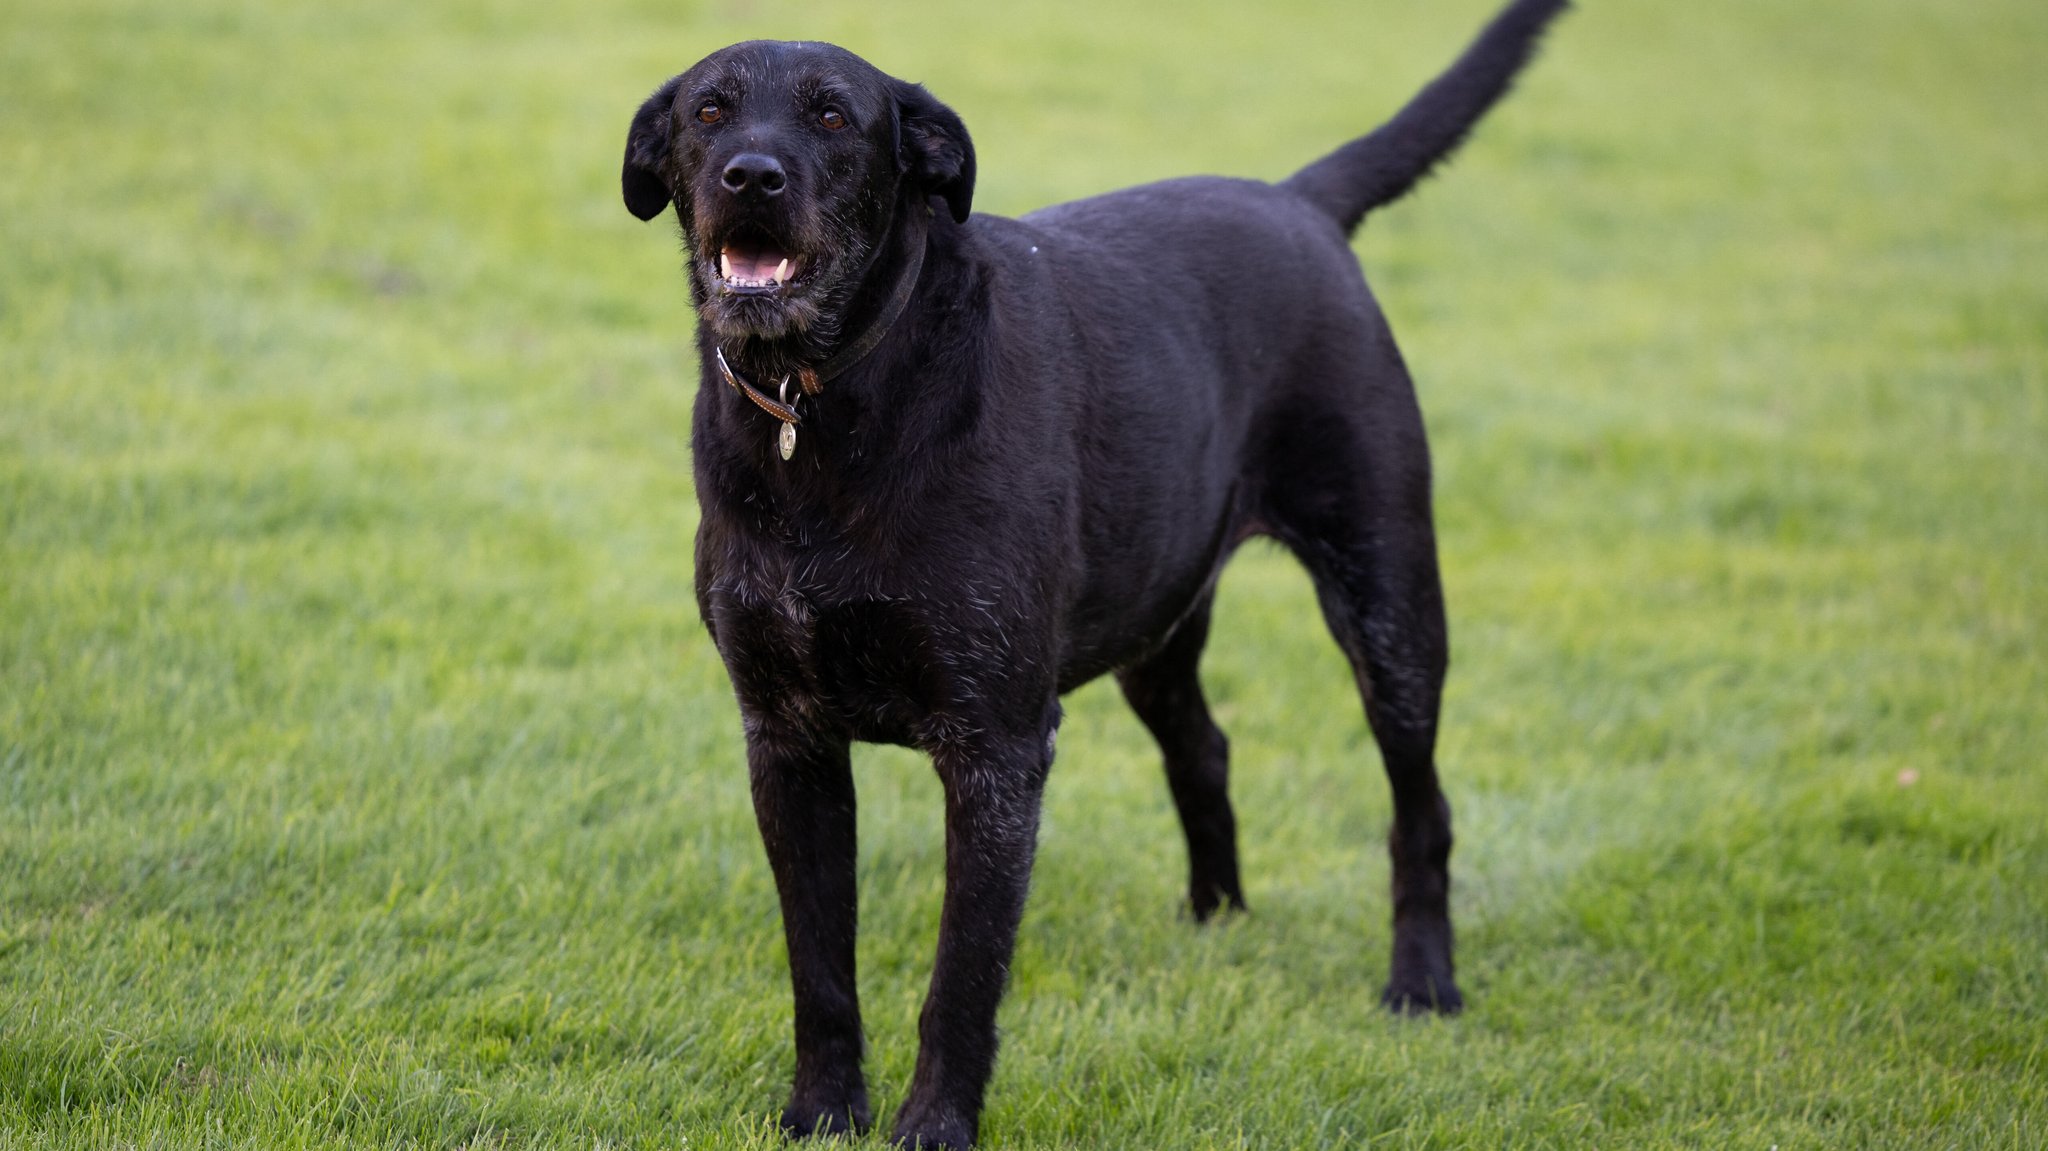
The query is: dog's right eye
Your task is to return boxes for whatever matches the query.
[696,102,723,125]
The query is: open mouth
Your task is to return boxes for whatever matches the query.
[716,229,805,296]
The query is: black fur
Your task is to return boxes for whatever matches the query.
[621,3,1566,1146]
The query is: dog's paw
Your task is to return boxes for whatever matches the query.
[890,1096,976,1150]
[1379,975,1464,1016]
[1187,886,1248,924]
[780,1092,871,1140]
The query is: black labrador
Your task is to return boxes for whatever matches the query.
[621,1,1567,1145]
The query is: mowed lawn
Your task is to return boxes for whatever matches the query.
[3,0,2044,1146]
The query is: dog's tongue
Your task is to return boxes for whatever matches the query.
[721,242,793,284]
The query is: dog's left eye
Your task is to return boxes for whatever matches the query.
[818,108,847,131]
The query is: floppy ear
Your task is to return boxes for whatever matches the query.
[622,76,683,221]
[893,81,976,223]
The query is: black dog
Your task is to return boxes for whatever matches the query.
[622,1,1565,1145]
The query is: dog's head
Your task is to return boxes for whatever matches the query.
[622,41,973,345]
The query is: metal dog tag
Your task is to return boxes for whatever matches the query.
[779,421,797,460]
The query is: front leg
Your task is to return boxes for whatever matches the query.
[893,725,1055,1150]
[747,723,871,1137]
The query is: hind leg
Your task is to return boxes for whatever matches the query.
[1262,382,1462,1012]
[1116,593,1246,921]
[1314,558,1460,1014]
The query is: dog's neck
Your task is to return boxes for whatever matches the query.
[693,205,982,494]
[716,208,932,391]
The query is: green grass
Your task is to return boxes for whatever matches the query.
[3,0,2044,1146]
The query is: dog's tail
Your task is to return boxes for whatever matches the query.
[1284,0,1569,236]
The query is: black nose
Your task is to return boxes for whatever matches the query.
[721,153,786,197]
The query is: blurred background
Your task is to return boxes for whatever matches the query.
[3,0,2043,1146]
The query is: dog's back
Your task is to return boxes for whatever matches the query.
[957,181,1384,682]
[961,0,1569,682]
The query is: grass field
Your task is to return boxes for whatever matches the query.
[4,0,2045,1146]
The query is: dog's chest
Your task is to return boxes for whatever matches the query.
[702,546,975,745]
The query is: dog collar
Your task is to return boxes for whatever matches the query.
[715,348,804,460]
[716,232,927,461]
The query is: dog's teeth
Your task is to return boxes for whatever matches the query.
[773,258,789,284]
[720,253,733,279]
